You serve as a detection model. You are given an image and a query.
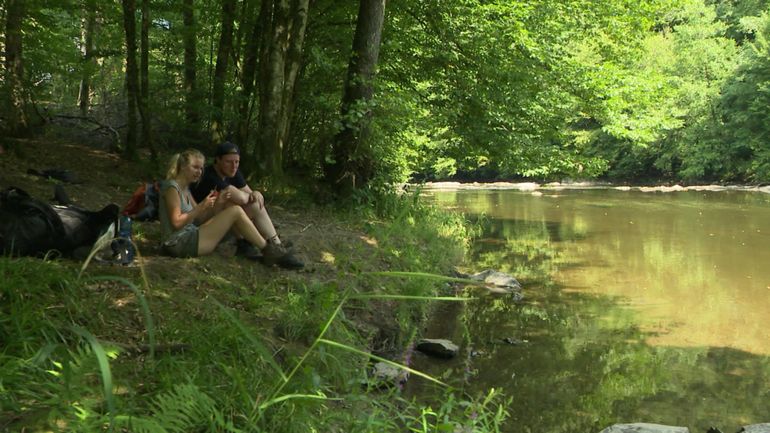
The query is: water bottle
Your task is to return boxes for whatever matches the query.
[112,215,135,264]
[118,215,132,240]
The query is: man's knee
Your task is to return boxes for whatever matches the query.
[243,201,265,217]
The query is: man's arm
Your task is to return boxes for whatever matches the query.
[217,169,264,209]
[240,184,264,209]
[219,184,262,209]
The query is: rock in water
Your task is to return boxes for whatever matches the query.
[469,269,522,290]
[415,338,459,359]
[371,362,407,387]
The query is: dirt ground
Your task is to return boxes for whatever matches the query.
[0,136,375,269]
[0,134,424,362]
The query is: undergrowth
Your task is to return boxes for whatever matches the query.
[0,192,509,432]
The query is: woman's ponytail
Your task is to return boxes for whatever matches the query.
[166,149,204,180]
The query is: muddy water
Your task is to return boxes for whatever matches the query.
[414,189,770,433]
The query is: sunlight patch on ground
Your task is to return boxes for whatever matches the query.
[320,251,335,264]
[359,235,378,246]
[113,295,135,308]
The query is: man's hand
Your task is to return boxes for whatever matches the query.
[249,191,265,210]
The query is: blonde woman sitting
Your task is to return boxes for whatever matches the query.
[159,149,293,265]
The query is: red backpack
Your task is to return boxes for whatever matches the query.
[122,181,160,221]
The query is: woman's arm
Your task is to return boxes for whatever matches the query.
[164,187,214,230]
[195,189,231,224]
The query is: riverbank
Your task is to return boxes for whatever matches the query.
[0,139,509,432]
[419,181,770,194]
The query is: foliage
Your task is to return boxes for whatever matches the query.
[3,0,770,187]
[114,383,242,433]
[398,389,510,433]
[718,11,770,180]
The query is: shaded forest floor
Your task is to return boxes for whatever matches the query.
[0,136,374,275]
[1,137,370,271]
[0,137,434,353]
[1,136,477,432]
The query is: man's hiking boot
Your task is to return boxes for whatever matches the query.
[268,236,293,250]
[275,253,304,270]
[235,238,262,261]
[261,243,304,270]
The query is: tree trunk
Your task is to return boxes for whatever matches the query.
[78,2,97,116]
[182,0,199,129]
[233,0,254,71]
[121,0,139,159]
[324,0,386,191]
[235,0,261,154]
[255,0,310,180]
[139,0,155,159]
[256,0,290,179]
[278,0,311,164]
[4,0,29,137]
[210,0,237,145]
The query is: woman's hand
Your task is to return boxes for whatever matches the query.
[197,190,217,212]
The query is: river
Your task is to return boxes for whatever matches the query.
[413,187,770,433]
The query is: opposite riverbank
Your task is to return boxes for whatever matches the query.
[418,181,770,194]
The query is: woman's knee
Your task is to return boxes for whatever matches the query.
[223,204,247,219]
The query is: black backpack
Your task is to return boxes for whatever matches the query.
[0,187,119,257]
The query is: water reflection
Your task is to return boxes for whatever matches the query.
[412,189,770,432]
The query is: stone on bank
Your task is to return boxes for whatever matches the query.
[599,423,689,433]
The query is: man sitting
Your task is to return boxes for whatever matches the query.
[191,142,303,269]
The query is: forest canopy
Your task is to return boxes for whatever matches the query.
[2,0,769,188]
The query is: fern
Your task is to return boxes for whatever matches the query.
[113,416,167,433]
[115,382,242,433]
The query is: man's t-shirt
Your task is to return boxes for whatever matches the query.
[191,165,247,202]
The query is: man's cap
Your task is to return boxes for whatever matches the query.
[215,141,240,157]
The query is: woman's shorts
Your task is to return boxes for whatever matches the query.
[161,224,199,258]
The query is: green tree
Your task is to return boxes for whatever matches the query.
[324,0,387,192]
[182,0,199,131]
[121,0,139,159]
[254,0,312,181]
[4,0,29,138]
[77,0,98,116]
[139,0,154,159]
[719,10,770,180]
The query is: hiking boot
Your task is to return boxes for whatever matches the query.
[261,242,288,265]
[236,238,262,261]
[261,243,304,269]
[269,236,293,250]
[275,252,304,270]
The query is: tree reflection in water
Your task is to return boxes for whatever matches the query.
[410,189,770,433]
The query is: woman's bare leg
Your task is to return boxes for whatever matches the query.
[197,206,267,255]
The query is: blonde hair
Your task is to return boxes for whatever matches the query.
[166,149,205,179]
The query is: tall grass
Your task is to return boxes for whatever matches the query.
[0,192,510,433]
